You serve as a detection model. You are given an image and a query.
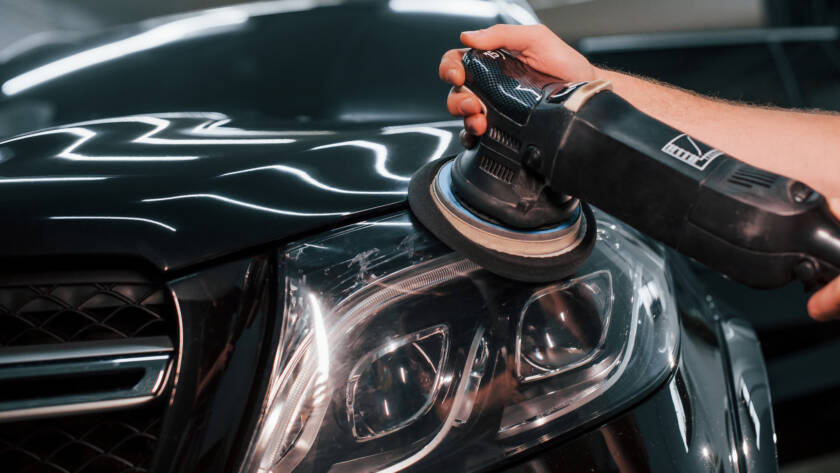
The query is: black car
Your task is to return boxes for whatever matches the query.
[0,1,778,472]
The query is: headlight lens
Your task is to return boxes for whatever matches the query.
[240,210,679,473]
[347,324,449,441]
[516,270,612,382]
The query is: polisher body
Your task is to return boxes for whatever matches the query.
[409,49,840,288]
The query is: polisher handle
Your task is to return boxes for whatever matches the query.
[551,90,840,289]
[460,49,569,125]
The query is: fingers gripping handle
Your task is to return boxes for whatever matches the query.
[450,50,583,230]
[461,49,566,124]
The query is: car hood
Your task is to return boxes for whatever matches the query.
[0,113,462,271]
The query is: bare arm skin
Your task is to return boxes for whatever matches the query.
[439,24,840,321]
[597,69,840,199]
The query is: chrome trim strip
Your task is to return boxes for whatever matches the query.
[0,336,173,422]
[0,396,156,422]
[167,286,185,406]
[0,336,172,365]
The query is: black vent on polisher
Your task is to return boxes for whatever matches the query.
[487,127,521,151]
[479,155,515,184]
[728,167,778,188]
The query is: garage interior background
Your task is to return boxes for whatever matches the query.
[1,0,839,472]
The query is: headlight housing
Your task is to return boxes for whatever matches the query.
[240,209,679,473]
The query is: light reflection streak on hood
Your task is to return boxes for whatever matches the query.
[2,9,250,96]
[72,115,299,145]
[310,140,411,182]
[0,127,199,162]
[0,176,108,183]
[351,221,413,227]
[388,0,499,17]
[186,116,333,138]
[0,114,302,162]
[50,215,177,232]
[142,193,350,217]
[220,165,407,196]
[388,0,537,24]
[1,0,348,96]
[381,125,453,162]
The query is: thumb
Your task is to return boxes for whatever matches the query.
[460,24,543,52]
[807,196,840,321]
[809,276,840,321]
[828,197,840,220]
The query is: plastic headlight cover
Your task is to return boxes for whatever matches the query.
[240,209,679,473]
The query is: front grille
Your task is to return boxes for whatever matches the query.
[0,283,175,347]
[0,279,177,473]
[0,407,161,473]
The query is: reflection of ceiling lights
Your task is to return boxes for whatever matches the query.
[389,0,538,24]
[528,0,595,10]
[388,0,500,17]
[2,9,249,96]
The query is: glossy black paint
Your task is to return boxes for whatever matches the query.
[0,114,462,271]
[0,0,515,272]
[154,254,276,473]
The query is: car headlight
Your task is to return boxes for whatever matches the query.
[239,209,679,473]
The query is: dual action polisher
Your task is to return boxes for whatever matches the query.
[409,49,840,288]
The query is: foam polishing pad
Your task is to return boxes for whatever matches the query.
[408,156,596,283]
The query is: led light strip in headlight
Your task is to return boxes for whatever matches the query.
[240,210,679,473]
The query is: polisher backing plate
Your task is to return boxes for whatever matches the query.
[408,156,597,283]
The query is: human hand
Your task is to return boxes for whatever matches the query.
[808,198,840,321]
[438,24,596,140]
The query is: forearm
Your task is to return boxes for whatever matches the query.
[596,68,840,199]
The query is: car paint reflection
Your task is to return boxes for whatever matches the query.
[50,215,177,232]
[0,111,462,270]
[721,318,778,473]
[2,9,250,96]
[221,165,407,195]
[0,176,108,183]
[388,0,500,18]
[0,113,305,162]
[1,126,200,162]
[310,140,410,182]
[381,125,454,163]
[142,193,350,217]
[1,0,352,96]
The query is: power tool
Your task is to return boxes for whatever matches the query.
[408,49,840,288]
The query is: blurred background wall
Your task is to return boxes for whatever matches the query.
[536,0,763,41]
